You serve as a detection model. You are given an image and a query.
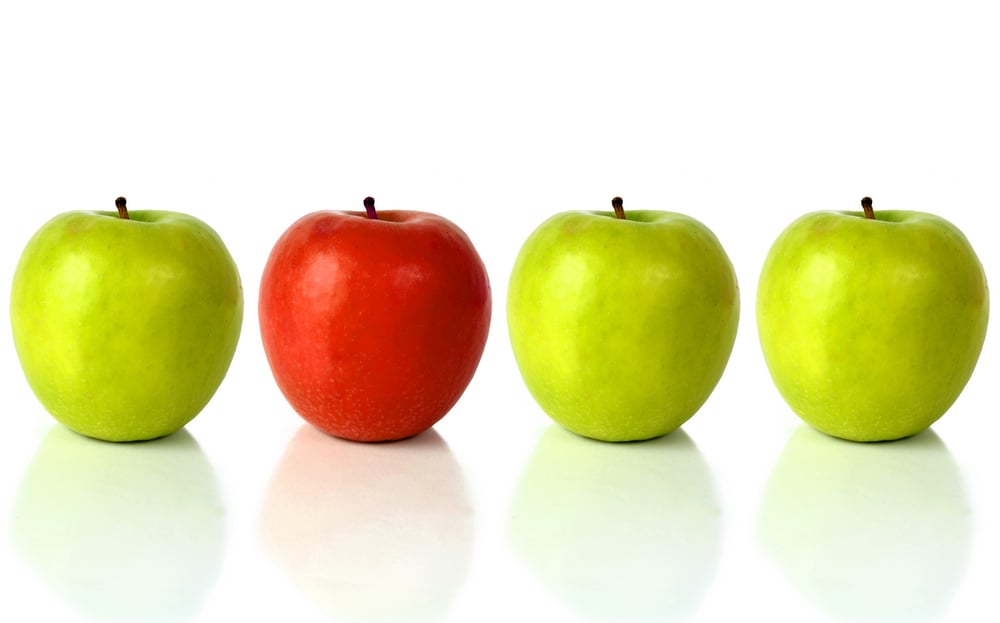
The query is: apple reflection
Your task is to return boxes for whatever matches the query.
[758,425,971,621]
[10,426,225,621]
[509,425,721,621]
[259,424,473,622]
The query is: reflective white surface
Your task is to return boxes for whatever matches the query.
[2,1,999,621]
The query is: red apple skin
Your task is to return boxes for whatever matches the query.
[259,209,491,442]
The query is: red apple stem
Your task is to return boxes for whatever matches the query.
[611,196,626,220]
[115,196,129,220]
[363,196,378,220]
[861,196,875,220]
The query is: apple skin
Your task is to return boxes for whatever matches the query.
[757,209,989,442]
[258,207,491,442]
[507,208,739,442]
[10,208,244,442]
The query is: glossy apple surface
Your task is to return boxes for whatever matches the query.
[10,198,244,442]
[757,200,989,441]
[507,198,739,442]
[258,198,491,442]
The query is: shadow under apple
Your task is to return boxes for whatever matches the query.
[757,424,971,621]
[258,424,473,622]
[10,425,225,622]
[509,425,722,621]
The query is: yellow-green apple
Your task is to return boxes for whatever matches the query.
[10,197,244,442]
[507,197,740,442]
[757,197,989,442]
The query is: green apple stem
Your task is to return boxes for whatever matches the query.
[115,197,129,220]
[611,196,626,220]
[861,196,874,220]
[363,196,378,220]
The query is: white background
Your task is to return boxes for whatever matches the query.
[2,1,998,621]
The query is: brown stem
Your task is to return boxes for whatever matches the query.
[363,196,378,220]
[861,196,875,220]
[611,196,625,220]
[115,197,129,220]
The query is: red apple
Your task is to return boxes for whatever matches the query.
[259,197,491,442]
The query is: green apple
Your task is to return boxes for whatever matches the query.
[757,197,989,442]
[507,197,740,442]
[10,197,244,442]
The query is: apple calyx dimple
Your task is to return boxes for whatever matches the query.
[363,196,378,220]
[115,197,129,220]
[611,196,625,220]
[861,196,874,220]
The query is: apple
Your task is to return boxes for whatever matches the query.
[507,197,740,442]
[757,197,989,442]
[258,197,491,442]
[10,197,244,442]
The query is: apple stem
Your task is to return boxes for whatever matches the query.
[115,196,129,220]
[861,196,875,220]
[611,196,626,220]
[363,196,378,220]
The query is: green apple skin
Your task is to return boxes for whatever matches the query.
[507,210,740,442]
[10,210,244,442]
[757,210,989,442]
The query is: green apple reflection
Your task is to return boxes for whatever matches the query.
[509,425,721,621]
[758,425,971,621]
[10,426,225,621]
[259,425,473,622]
